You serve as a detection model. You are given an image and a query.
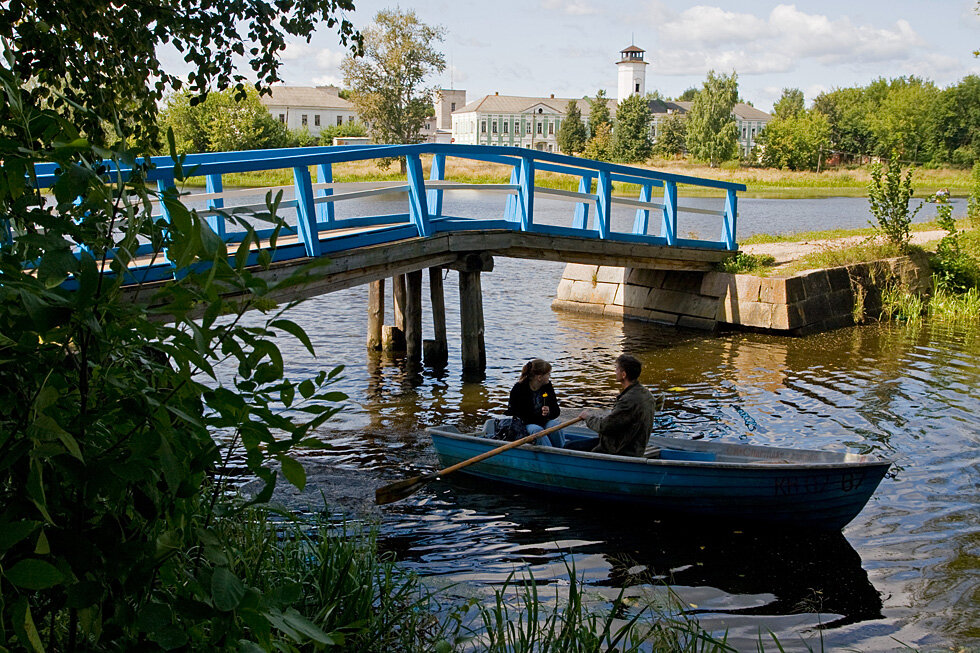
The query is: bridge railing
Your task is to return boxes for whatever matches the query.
[22,144,746,284]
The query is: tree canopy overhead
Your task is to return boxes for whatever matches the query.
[342,8,446,146]
[0,0,361,146]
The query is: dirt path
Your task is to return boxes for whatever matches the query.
[740,230,944,268]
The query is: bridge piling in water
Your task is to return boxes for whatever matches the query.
[367,279,385,351]
[423,267,449,368]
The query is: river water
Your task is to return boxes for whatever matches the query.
[228,193,978,651]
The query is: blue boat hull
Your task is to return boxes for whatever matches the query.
[428,428,891,530]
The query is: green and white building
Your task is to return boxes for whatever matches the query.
[450,93,613,152]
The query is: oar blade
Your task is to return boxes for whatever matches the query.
[375,473,435,505]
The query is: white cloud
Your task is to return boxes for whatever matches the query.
[648,3,927,75]
[311,74,343,87]
[315,49,347,70]
[541,0,594,15]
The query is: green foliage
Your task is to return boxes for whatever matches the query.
[868,156,921,250]
[716,253,776,274]
[969,161,980,230]
[866,77,940,164]
[932,199,980,291]
[587,89,612,136]
[685,70,739,167]
[652,113,687,158]
[582,123,613,162]
[772,88,804,120]
[557,100,587,154]
[0,0,360,148]
[757,110,831,171]
[675,87,699,102]
[0,65,347,650]
[611,94,653,163]
[342,9,446,145]
[315,120,369,145]
[160,87,291,154]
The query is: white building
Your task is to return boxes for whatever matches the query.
[260,86,358,135]
[648,100,773,158]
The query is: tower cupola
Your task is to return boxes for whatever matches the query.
[617,44,648,102]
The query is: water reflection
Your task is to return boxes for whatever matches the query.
[381,479,883,630]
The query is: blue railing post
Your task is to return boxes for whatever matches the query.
[518,156,534,231]
[205,173,226,238]
[723,188,738,250]
[406,153,431,237]
[632,183,653,235]
[427,153,445,220]
[595,170,612,239]
[661,181,677,246]
[572,173,593,230]
[156,176,178,274]
[315,163,335,224]
[293,165,322,257]
[505,165,520,222]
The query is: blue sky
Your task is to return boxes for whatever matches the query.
[180,1,980,113]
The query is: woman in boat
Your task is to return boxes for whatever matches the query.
[506,358,565,446]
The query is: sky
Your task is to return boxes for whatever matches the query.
[167,0,980,113]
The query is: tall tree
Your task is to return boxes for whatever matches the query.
[557,100,587,154]
[612,94,653,162]
[342,9,446,146]
[653,113,687,157]
[772,88,805,120]
[813,86,874,157]
[686,70,739,167]
[588,89,612,136]
[0,0,360,147]
[932,75,980,165]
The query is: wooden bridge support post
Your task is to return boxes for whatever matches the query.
[205,174,226,238]
[458,270,486,374]
[367,279,385,351]
[572,174,594,230]
[452,253,492,374]
[404,270,423,363]
[384,274,407,351]
[315,163,335,224]
[423,267,449,367]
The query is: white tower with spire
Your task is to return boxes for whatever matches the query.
[617,45,648,102]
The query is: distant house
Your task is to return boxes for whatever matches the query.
[260,86,358,136]
[649,100,773,157]
[450,92,615,152]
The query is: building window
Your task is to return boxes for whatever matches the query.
[451,102,456,111]
[278,113,285,123]
[481,120,487,133]
[537,122,542,135]
[635,82,640,93]
[301,114,308,126]
[548,123,554,135]
[751,128,756,137]
[503,122,509,134]
[315,115,321,127]
[526,122,531,134]
[492,120,497,134]
[742,127,746,139]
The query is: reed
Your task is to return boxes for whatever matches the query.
[474,565,736,653]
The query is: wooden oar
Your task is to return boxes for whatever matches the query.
[375,415,585,505]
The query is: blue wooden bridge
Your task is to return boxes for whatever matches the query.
[27,143,746,371]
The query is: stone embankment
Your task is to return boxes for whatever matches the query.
[553,248,933,335]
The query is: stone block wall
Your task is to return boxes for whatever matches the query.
[552,255,931,335]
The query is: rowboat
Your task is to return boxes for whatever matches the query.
[427,422,891,530]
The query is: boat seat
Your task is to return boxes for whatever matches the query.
[644,448,662,459]
[482,418,497,437]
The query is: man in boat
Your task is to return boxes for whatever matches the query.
[567,354,656,457]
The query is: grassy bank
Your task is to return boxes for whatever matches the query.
[187,155,973,200]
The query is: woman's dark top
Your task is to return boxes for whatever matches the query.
[506,380,561,428]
